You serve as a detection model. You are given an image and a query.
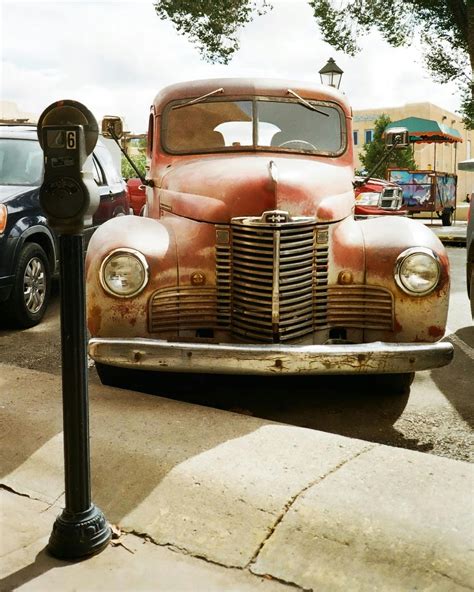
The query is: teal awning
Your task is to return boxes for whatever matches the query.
[385,117,462,144]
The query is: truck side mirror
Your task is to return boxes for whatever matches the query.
[102,116,123,140]
[385,128,409,148]
[37,100,99,234]
[101,115,152,187]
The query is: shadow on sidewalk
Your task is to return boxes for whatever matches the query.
[0,548,62,592]
[99,370,434,454]
[430,327,474,429]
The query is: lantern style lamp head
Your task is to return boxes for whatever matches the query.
[319,58,343,89]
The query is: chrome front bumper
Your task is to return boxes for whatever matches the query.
[88,337,453,375]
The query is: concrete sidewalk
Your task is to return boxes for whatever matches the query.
[425,220,467,245]
[1,363,473,591]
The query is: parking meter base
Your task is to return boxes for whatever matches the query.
[48,504,111,560]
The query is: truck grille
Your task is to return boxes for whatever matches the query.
[149,214,394,339]
[149,286,217,333]
[327,285,394,330]
[380,187,403,210]
[217,214,328,343]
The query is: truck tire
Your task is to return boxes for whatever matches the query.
[95,362,145,390]
[372,372,415,395]
[441,207,453,226]
[4,243,51,328]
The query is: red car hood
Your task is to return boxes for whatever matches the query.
[159,154,354,223]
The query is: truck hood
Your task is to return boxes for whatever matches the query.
[159,154,354,223]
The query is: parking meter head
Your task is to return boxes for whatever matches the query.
[385,127,409,148]
[38,100,99,234]
[101,116,123,140]
[38,100,99,157]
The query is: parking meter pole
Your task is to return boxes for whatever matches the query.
[47,234,111,560]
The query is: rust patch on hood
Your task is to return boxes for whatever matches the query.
[428,325,444,338]
[88,304,102,335]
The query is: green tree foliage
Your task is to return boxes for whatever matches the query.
[359,115,417,179]
[121,153,147,180]
[153,0,473,128]
[154,1,272,64]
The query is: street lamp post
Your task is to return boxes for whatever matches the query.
[319,58,344,89]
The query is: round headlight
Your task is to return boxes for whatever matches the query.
[100,248,149,297]
[394,248,441,296]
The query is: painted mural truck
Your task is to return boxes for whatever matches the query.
[86,78,453,393]
[384,116,462,226]
[388,169,457,226]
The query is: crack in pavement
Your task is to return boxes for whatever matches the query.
[0,483,64,512]
[121,528,306,590]
[1,483,40,502]
[246,444,375,573]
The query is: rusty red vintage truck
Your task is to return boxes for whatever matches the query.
[86,78,453,392]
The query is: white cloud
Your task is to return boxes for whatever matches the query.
[0,0,462,132]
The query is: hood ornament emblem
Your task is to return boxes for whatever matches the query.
[262,210,289,224]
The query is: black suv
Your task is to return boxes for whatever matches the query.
[0,125,130,328]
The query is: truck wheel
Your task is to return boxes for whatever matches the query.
[4,243,51,328]
[372,372,415,395]
[95,362,147,390]
[441,208,453,226]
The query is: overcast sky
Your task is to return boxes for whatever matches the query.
[1,0,462,133]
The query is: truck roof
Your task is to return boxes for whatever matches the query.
[152,78,352,117]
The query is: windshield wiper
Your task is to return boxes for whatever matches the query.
[287,89,329,117]
[172,87,225,110]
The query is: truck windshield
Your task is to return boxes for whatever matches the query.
[0,139,44,186]
[163,98,345,155]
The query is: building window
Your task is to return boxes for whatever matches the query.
[353,130,359,146]
[365,129,374,144]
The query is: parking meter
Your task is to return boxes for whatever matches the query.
[38,100,99,234]
[37,100,111,560]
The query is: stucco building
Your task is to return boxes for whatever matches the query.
[0,101,37,123]
[353,102,473,214]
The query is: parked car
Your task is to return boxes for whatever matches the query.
[458,158,474,317]
[86,78,453,393]
[0,125,130,328]
[126,178,146,216]
[354,176,406,218]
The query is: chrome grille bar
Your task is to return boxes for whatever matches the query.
[230,216,319,342]
[149,286,218,332]
[327,285,394,331]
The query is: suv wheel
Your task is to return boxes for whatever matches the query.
[5,243,51,328]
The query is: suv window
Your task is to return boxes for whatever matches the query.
[93,145,121,184]
[92,155,106,186]
[0,138,44,186]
